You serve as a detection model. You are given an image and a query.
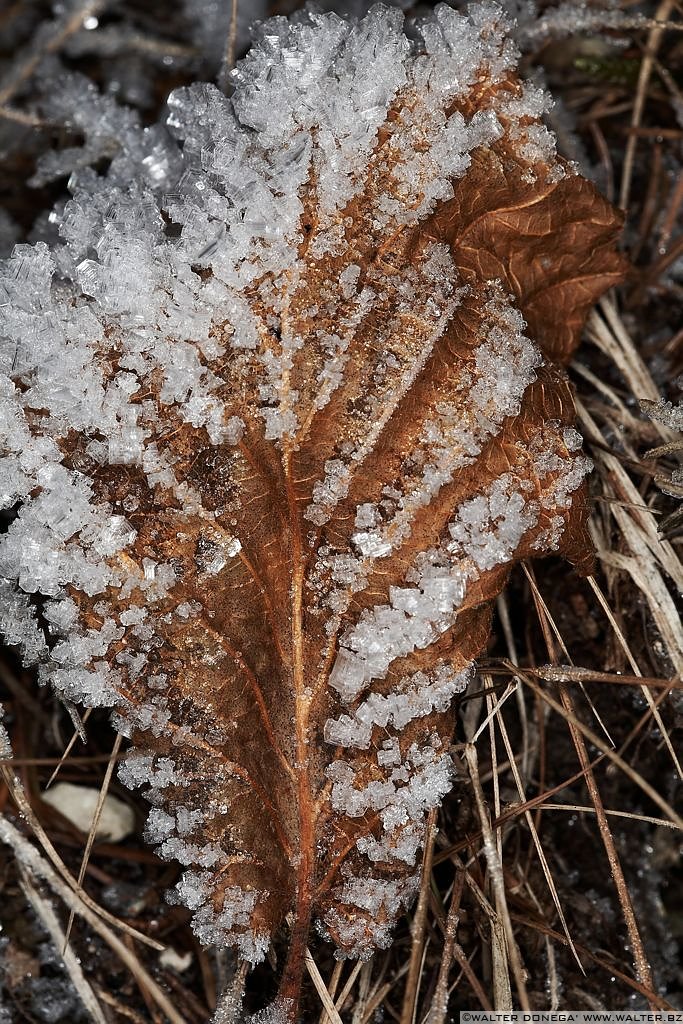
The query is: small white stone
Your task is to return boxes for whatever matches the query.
[159,947,193,973]
[41,782,135,842]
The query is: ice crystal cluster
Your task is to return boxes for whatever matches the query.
[0,0,623,996]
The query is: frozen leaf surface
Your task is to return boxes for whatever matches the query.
[0,2,625,1011]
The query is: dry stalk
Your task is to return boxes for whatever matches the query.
[484,675,582,970]
[218,0,240,92]
[400,808,438,1024]
[586,574,681,778]
[497,594,532,789]
[510,911,676,1011]
[305,949,344,1024]
[534,665,683,689]
[46,708,94,789]
[63,730,124,950]
[511,666,683,830]
[424,872,465,1024]
[556,681,655,1005]
[317,961,344,1024]
[17,866,108,1024]
[323,961,362,1022]
[0,812,184,1024]
[351,962,374,1024]
[537,803,680,829]
[620,0,677,210]
[464,743,530,1010]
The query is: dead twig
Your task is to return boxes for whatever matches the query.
[63,731,124,951]
[620,0,677,210]
[0,0,110,107]
[0,812,184,1024]
[400,808,438,1024]
[18,866,108,1024]
[464,743,530,1011]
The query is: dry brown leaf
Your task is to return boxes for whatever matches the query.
[0,5,625,1016]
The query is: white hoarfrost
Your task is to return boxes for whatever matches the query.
[0,1,590,966]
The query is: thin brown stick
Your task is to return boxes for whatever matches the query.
[532,664,682,689]
[400,808,438,1024]
[586,574,681,778]
[227,0,239,68]
[46,708,94,789]
[63,731,124,951]
[485,677,582,970]
[0,812,184,1024]
[535,803,679,828]
[218,0,239,92]
[511,911,676,1010]
[436,755,606,864]
[425,872,465,1024]
[619,0,676,209]
[511,665,683,829]
[517,582,657,1002]
[18,867,108,1024]
[465,744,530,1011]
[447,925,493,1011]
[557,681,655,1003]
[0,0,109,107]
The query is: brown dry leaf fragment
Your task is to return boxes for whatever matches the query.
[0,4,625,1016]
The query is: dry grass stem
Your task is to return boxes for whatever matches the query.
[533,664,683,688]
[557,683,655,1003]
[305,949,344,1024]
[63,730,124,950]
[484,675,582,969]
[465,744,530,1010]
[18,867,108,1024]
[513,666,683,829]
[46,707,94,789]
[536,803,681,828]
[424,872,465,1024]
[400,809,438,1024]
[586,574,681,776]
[620,0,677,209]
[0,812,185,1024]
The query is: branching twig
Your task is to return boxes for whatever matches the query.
[0,0,110,107]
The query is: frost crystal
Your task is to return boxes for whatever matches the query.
[0,0,619,986]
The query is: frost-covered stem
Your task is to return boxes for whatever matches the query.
[464,743,530,1011]
[425,870,465,1024]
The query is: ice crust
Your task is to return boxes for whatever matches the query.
[0,1,589,962]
